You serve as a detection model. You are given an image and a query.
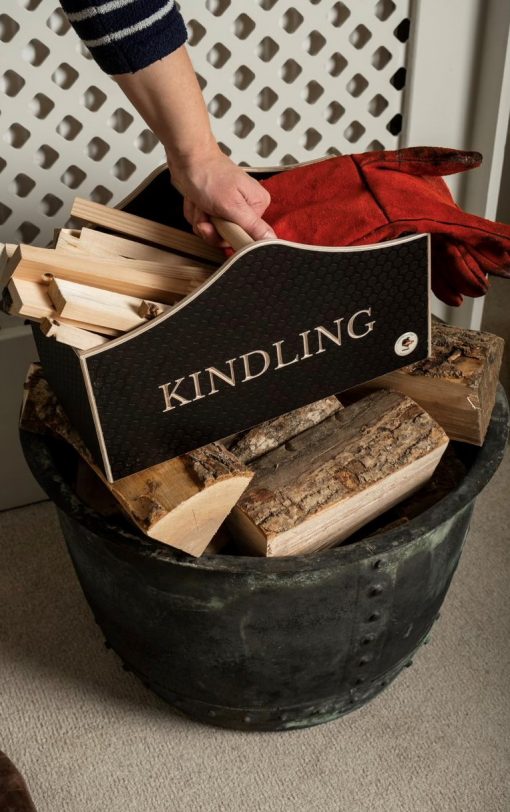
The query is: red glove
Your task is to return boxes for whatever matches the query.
[259,147,510,306]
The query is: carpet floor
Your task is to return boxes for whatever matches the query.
[0,446,509,812]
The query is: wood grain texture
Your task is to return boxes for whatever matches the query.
[10,245,206,304]
[21,365,254,557]
[56,227,214,271]
[71,197,225,264]
[346,323,504,445]
[229,390,449,557]
[48,277,168,332]
[229,396,342,463]
[6,277,121,336]
[41,318,109,351]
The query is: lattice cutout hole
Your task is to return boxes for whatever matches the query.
[186,20,206,49]
[90,185,113,205]
[302,128,323,151]
[281,9,304,33]
[347,73,369,97]
[17,222,40,242]
[259,0,279,11]
[375,0,397,20]
[280,108,301,131]
[30,92,55,119]
[233,65,255,90]
[281,59,302,83]
[387,113,403,136]
[303,80,324,104]
[208,93,231,117]
[19,0,44,10]
[41,193,63,216]
[135,130,159,154]
[112,158,136,181]
[330,2,351,27]
[367,139,385,151]
[35,144,59,169]
[256,135,277,158]
[52,62,79,89]
[0,157,6,173]
[60,165,87,189]
[344,120,366,143]
[108,108,134,133]
[207,42,231,68]
[281,154,298,166]
[206,0,231,16]
[328,53,348,77]
[391,67,407,90]
[394,18,411,42]
[372,46,392,70]
[23,39,50,66]
[305,30,327,55]
[1,71,25,98]
[325,101,345,124]
[4,123,31,149]
[87,137,110,161]
[57,115,82,141]
[195,72,207,90]
[0,14,20,43]
[257,36,279,62]
[218,141,232,157]
[0,202,12,225]
[368,94,389,117]
[46,8,71,36]
[257,86,278,111]
[349,24,372,49]
[81,86,107,112]
[10,173,36,198]
[233,115,255,138]
[233,14,256,40]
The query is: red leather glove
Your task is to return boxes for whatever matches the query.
[259,146,510,306]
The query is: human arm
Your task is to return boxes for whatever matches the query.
[59,1,276,245]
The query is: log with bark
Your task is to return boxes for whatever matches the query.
[21,365,254,557]
[344,323,504,445]
[229,390,449,557]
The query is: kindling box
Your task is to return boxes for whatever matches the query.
[33,216,430,482]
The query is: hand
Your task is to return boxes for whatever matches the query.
[167,145,277,246]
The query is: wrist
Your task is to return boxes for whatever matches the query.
[165,136,220,172]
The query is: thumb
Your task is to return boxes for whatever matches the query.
[232,201,276,241]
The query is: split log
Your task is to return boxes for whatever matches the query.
[40,317,109,350]
[229,390,449,557]
[9,245,208,304]
[47,277,168,332]
[345,323,504,445]
[229,396,342,463]
[21,365,254,556]
[5,277,120,336]
[71,197,224,264]
[55,227,213,271]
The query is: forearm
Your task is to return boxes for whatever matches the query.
[113,47,219,169]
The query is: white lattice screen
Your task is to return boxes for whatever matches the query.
[0,0,411,247]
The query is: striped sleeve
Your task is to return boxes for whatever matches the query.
[59,0,188,75]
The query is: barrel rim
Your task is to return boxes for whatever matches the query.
[20,385,509,574]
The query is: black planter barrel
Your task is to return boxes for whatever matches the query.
[20,386,508,731]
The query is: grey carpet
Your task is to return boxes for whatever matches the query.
[0,448,509,812]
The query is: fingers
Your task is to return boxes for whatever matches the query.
[359,147,482,177]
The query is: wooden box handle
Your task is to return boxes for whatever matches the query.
[210,218,255,250]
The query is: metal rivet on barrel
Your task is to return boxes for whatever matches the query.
[361,634,376,645]
[208,710,217,718]
[368,611,381,622]
[373,559,383,570]
[244,715,252,724]
[369,584,383,597]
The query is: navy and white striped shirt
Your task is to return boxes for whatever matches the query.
[59,0,188,74]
